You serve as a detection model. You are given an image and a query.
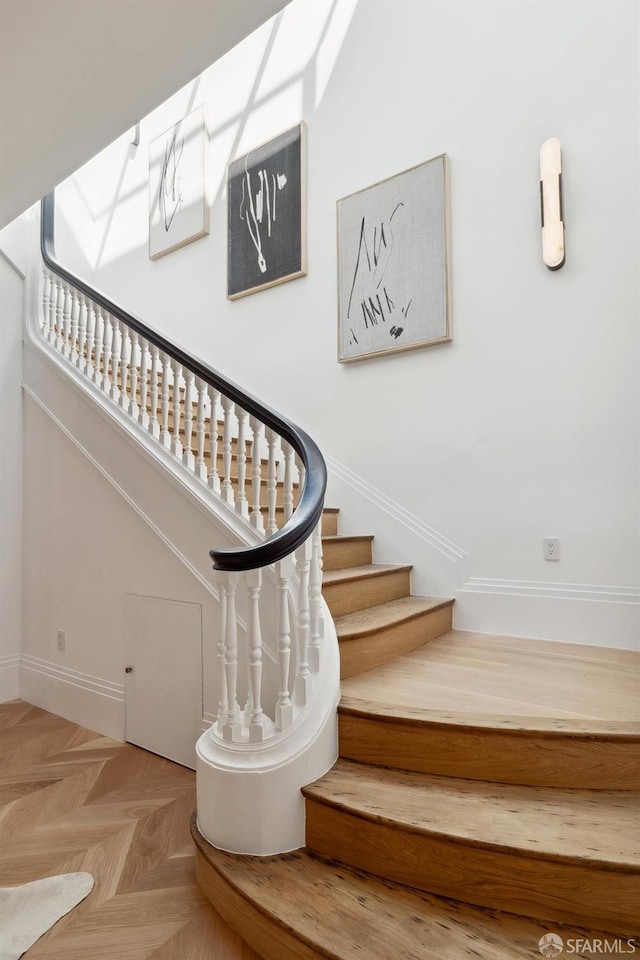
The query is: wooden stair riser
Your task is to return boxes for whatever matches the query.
[338,712,640,790]
[304,799,638,936]
[339,603,453,679]
[322,537,373,571]
[323,569,411,618]
[194,849,312,960]
[193,819,610,960]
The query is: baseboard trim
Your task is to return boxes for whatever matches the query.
[0,654,20,702]
[461,578,640,605]
[19,653,125,740]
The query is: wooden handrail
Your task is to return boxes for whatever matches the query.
[40,192,326,571]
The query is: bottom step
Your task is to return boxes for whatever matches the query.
[191,816,607,960]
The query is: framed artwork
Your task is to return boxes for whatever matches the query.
[149,105,209,260]
[337,154,451,362]
[227,122,306,300]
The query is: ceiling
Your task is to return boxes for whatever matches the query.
[0,0,289,228]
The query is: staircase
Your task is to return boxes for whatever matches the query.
[193,518,640,959]
[33,193,639,957]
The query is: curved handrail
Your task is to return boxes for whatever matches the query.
[40,191,326,571]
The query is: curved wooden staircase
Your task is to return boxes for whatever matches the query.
[193,516,640,958]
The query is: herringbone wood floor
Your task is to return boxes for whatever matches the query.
[0,700,261,959]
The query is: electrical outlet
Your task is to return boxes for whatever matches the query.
[56,629,66,652]
[543,538,560,561]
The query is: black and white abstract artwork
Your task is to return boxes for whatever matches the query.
[149,105,209,260]
[227,123,306,300]
[337,154,450,362]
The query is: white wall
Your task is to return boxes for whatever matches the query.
[54,0,640,647]
[21,387,220,738]
[0,216,26,699]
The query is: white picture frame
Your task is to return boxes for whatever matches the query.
[149,105,209,260]
[337,154,451,362]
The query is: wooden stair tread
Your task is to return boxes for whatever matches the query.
[340,630,640,726]
[322,563,413,586]
[334,596,453,641]
[304,760,640,868]
[321,535,374,544]
[192,820,600,960]
[338,695,640,737]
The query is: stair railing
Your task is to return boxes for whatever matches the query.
[39,191,329,747]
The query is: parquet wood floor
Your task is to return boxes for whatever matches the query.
[0,700,261,959]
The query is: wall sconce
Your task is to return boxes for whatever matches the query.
[540,138,565,270]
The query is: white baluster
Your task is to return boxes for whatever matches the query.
[207,387,221,493]
[265,428,279,535]
[296,454,305,512]
[171,360,183,457]
[309,519,324,672]
[93,305,104,387]
[84,298,96,377]
[221,395,235,505]
[148,344,160,438]
[138,338,149,428]
[160,352,171,447]
[283,441,295,521]
[235,405,249,518]
[275,555,293,731]
[41,272,51,339]
[77,293,88,372]
[54,277,64,349]
[195,377,207,480]
[47,275,58,345]
[69,287,79,365]
[246,569,269,742]
[183,369,195,470]
[249,416,265,532]
[109,316,120,400]
[129,330,139,420]
[101,313,113,392]
[62,284,72,357]
[295,536,313,705]
[221,572,242,741]
[119,320,130,412]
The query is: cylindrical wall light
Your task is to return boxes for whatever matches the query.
[540,138,565,270]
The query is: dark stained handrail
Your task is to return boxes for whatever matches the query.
[40,192,326,571]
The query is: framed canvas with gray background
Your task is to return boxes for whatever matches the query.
[227,123,306,300]
[337,154,451,362]
[149,105,209,260]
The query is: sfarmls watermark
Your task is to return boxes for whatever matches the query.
[539,935,638,957]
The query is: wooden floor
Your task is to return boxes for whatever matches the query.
[0,701,261,959]
[341,630,640,722]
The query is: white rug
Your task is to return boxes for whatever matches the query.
[0,873,94,960]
